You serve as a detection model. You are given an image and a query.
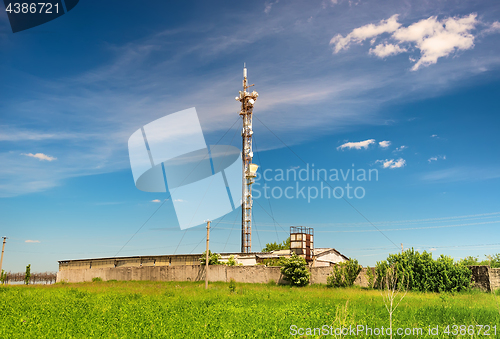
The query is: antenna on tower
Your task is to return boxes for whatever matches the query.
[235,65,259,253]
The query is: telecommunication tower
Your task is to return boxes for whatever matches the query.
[235,65,259,253]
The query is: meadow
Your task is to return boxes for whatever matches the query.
[0,280,499,338]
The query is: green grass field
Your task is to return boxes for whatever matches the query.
[1,281,499,338]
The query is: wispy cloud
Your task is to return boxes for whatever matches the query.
[393,145,407,152]
[2,1,499,197]
[421,166,500,182]
[21,153,57,161]
[376,158,406,169]
[151,199,161,203]
[264,0,279,14]
[337,139,375,150]
[25,240,40,243]
[428,155,446,162]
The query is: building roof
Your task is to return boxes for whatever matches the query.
[314,248,350,262]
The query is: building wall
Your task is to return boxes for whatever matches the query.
[58,254,202,271]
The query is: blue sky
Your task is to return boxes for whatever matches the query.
[1,0,499,272]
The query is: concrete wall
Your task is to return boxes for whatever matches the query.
[489,268,500,291]
[57,264,499,291]
[469,265,490,292]
[57,265,298,284]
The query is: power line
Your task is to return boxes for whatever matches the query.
[254,116,400,250]
[115,116,241,257]
[174,121,240,254]
[253,133,279,242]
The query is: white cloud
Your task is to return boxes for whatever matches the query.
[337,139,375,150]
[376,158,406,169]
[174,199,186,202]
[151,199,161,203]
[484,21,500,34]
[393,145,407,152]
[21,153,57,161]
[330,15,401,53]
[379,140,391,148]
[428,155,446,163]
[331,13,488,70]
[431,134,438,138]
[369,43,406,58]
[25,240,40,243]
[395,14,478,70]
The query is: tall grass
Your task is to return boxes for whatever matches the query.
[0,281,498,338]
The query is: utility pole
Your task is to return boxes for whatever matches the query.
[0,237,7,274]
[205,220,211,290]
[236,64,259,253]
[401,243,403,254]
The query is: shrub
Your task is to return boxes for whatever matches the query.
[486,254,500,268]
[24,264,31,285]
[375,249,471,293]
[226,255,237,266]
[0,270,6,284]
[199,251,223,266]
[92,277,103,282]
[327,259,361,288]
[366,267,375,289]
[260,258,282,267]
[228,278,236,293]
[279,253,310,287]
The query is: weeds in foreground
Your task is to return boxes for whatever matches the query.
[381,264,408,339]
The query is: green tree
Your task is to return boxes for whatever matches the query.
[327,259,362,288]
[279,253,310,287]
[199,251,223,266]
[24,264,31,285]
[262,237,290,252]
[0,269,6,284]
[459,256,480,266]
[486,254,500,268]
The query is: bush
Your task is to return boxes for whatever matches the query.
[0,270,6,284]
[366,267,375,288]
[327,259,361,288]
[24,264,31,285]
[228,279,236,293]
[279,253,310,287]
[199,251,223,266]
[374,249,471,293]
[486,254,500,268]
[226,255,237,266]
[92,277,103,282]
[260,258,282,267]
